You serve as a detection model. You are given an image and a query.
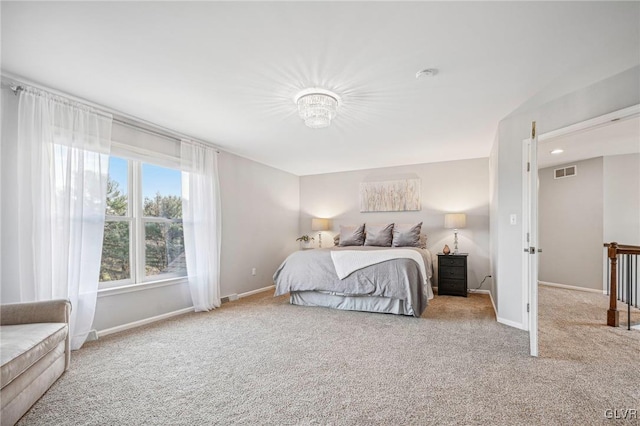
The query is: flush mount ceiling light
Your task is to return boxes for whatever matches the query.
[550,149,564,155]
[294,88,341,129]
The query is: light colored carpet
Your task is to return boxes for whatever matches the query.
[17,288,640,425]
[538,285,640,362]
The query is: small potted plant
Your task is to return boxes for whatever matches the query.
[296,234,315,249]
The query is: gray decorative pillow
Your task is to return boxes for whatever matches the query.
[364,223,394,247]
[334,234,340,246]
[338,224,365,246]
[392,222,423,247]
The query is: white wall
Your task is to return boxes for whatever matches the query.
[92,281,192,331]
[538,157,603,290]
[0,90,145,312]
[0,87,300,333]
[218,152,299,296]
[300,158,491,291]
[603,153,640,246]
[491,66,640,329]
[0,89,20,302]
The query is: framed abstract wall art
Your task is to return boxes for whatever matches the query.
[359,178,421,212]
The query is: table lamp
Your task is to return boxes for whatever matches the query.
[444,213,466,254]
[311,218,330,248]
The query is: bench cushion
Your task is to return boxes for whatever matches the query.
[1,323,67,389]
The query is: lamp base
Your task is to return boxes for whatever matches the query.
[453,229,459,254]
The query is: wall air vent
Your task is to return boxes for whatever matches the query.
[554,165,577,179]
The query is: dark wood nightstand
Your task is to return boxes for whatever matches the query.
[437,254,468,297]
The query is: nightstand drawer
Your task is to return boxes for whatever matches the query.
[437,254,468,297]
[439,257,465,267]
[439,266,465,280]
[439,279,466,296]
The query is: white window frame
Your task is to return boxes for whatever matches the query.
[99,156,186,290]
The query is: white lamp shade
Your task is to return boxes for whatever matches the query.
[444,213,466,229]
[311,218,330,231]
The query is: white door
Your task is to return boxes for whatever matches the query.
[525,121,539,357]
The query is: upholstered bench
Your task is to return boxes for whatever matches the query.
[1,300,71,426]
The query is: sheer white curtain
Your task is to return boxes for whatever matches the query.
[17,87,112,349]
[181,140,221,311]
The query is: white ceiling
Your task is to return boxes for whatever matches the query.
[2,2,639,176]
[538,115,640,169]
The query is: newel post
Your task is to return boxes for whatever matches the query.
[607,242,619,327]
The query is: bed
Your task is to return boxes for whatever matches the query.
[273,245,434,317]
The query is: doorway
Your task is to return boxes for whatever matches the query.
[524,104,640,357]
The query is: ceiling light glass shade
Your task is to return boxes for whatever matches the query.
[295,89,341,129]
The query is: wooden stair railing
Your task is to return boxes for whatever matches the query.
[604,242,640,328]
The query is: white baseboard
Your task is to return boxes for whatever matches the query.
[485,285,526,330]
[539,281,603,294]
[97,306,195,338]
[237,284,275,299]
[489,291,498,317]
[497,316,526,330]
[97,285,275,339]
[468,289,494,309]
[468,289,490,294]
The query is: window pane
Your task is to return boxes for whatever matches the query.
[144,221,186,277]
[107,157,128,216]
[142,163,182,219]
[100,221,130,282]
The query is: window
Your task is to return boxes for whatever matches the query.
[99,157,186,288]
